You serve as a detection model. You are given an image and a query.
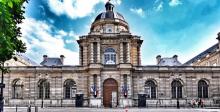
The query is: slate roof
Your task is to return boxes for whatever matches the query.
[16,53,38,66]
[158,58,182,66]
[95,12,125,22]
[40,58,63,66]
[94,1,126,22]
[184,43,219,65]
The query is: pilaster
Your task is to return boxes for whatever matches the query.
[90,43,94,63]
[120,42,123,63]
[97,42,101,63]
[127,43,131,63]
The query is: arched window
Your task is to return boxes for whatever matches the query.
[12,79,23,99]
[171,80,182,98]
[64,79,77,99]
[38,79,50,99]
[145,80,156,99]
[198,80,208,98]
[104,48,116,64]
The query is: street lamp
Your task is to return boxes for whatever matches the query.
[41,82,45,108]
[170,72,182,109]
[39,74,49,108]
[0,64,5,112]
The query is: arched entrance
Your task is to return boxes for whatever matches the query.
[103,78,118,107]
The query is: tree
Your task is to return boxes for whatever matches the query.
[0,0,27,111]
[0,0,27,71]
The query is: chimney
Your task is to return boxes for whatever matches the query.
[156,55,161,64]
[217,32,220,50]
[60,55,65,65]
[43,55,48,61]
[173,55,178,61]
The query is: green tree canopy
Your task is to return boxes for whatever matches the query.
[0,0,27,72]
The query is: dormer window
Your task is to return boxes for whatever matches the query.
[104,48,116,65]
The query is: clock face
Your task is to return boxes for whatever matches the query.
[107,28,112,33]
[106,25,113,33]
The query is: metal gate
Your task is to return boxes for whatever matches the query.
[75,94,84,107]
[138,94,146,107]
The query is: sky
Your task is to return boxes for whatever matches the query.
[20,0,220,65]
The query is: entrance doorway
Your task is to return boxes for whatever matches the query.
[103,78,118,107]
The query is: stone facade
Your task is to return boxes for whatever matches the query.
[1,1,220,108]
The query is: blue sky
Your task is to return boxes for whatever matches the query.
[20,0,220,65]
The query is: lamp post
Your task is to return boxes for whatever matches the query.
[170,71,182,109]
[40,74,49,108]
[0,64,5,112]
[41,82,45,108]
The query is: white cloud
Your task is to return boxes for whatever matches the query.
[169,0,182,7]
[19,18,79,65]
[130,8,145,18]
[68,31,79,40]
[47,0,122,19]
[111,0,122,5]
[155,1,163,12]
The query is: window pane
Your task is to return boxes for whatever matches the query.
[171,80,182,99]
[65,87,71,98]
[145,80,157,99]
[172,87,176,98]
[177,87,182,98]
[198,80,208,98]
[151,87,156,98]
[104,48,116,64]
[64,80,77,99]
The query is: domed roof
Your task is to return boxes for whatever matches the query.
[93,1,126,22]
[90,1,129,33]
[94,11,125,21]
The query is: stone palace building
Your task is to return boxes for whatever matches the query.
[1,1,220,108]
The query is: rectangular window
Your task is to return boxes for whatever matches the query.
[123,42,127,63]
[93,74,97,86]
[72,88,77,98]
[80,46,83,65]
[171,87,176,98]
[123,74,127,86]
[151,87,156,98]
[65,87,71,98]
[177,87,182,98]
[93,42,98,63]
[137,46,140,65]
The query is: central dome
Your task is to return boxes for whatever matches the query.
[90,1,129,34]
[94,11,125,22]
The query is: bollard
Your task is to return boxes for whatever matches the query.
[15,105,17,112]
[35,106,38,112]
[27,105,31,112]
[177,99,180,109]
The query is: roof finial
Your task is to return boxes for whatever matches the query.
[105,0,114,12]
[217,32,220,40]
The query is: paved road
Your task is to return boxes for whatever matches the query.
[4,107,220,112]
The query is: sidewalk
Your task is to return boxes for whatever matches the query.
[3,107,220,112]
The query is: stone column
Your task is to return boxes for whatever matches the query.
[137,46,141,65]
[120,75,124,98]
[97,75,101,98]
[83,46,88,65]
[120,42,123,63]
[127,43,131,63]
[97,43,101,63]
[79,45,83,65]
[89,75,94,98]
[127,75,132,98]
[90,43,94,63]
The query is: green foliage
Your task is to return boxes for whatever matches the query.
[0,0,27,72]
